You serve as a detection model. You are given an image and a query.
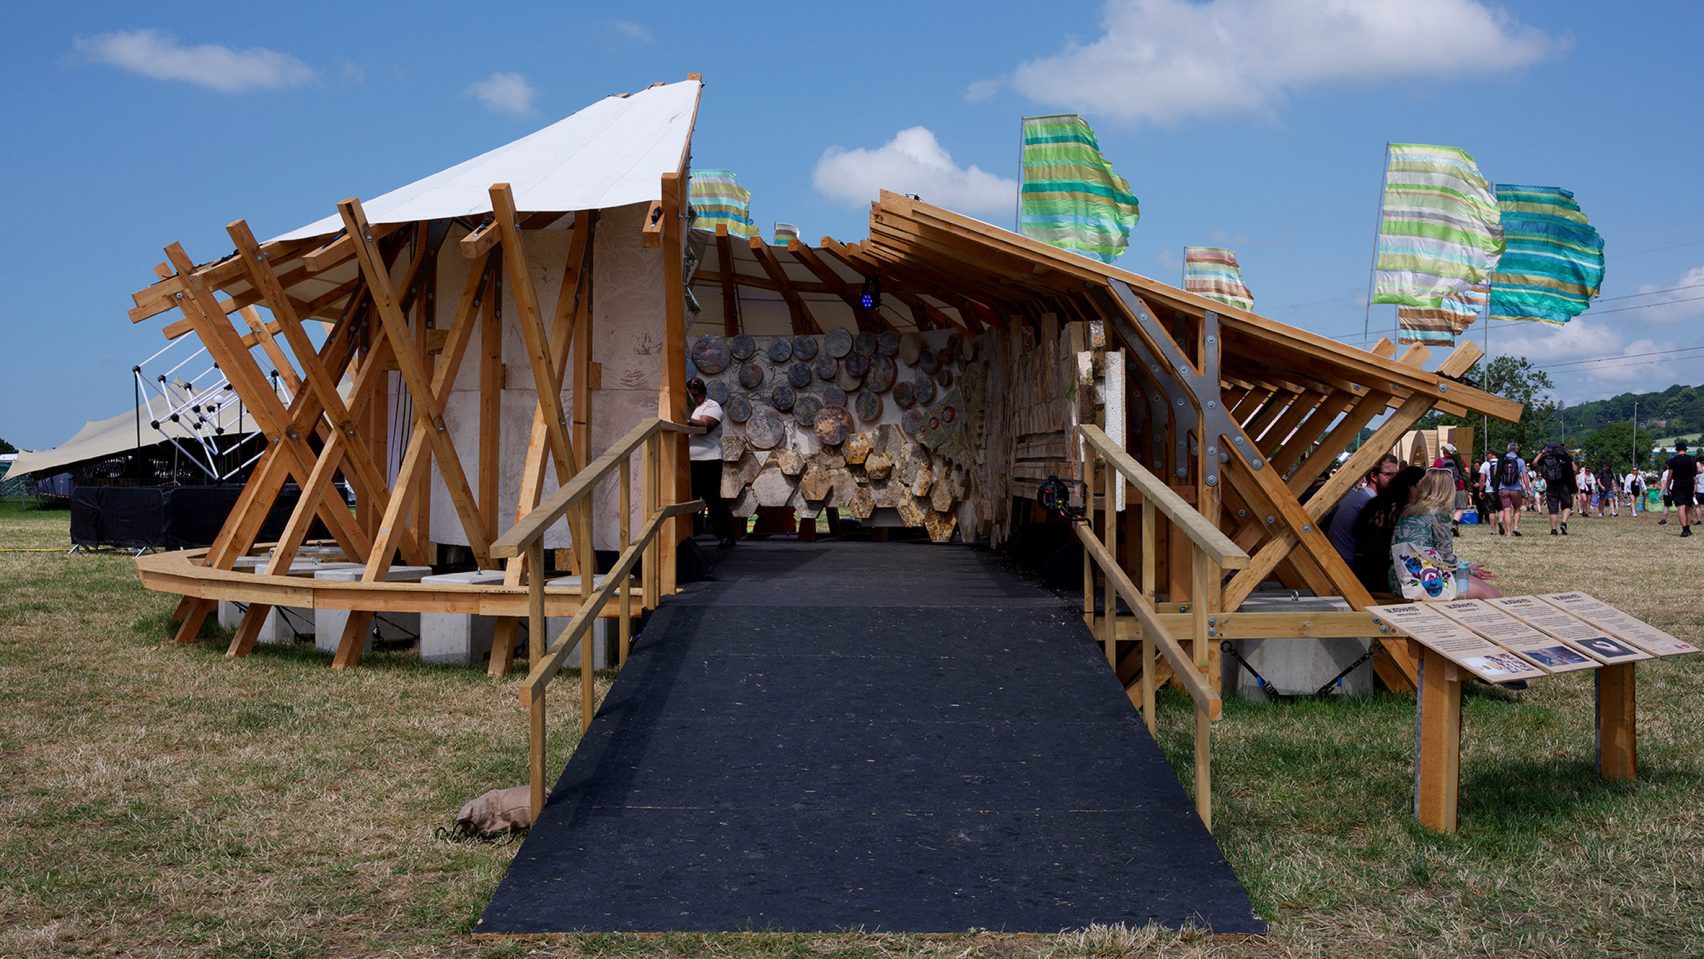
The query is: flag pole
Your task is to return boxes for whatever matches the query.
[1016,116,1026,233]
[1484,284,1491,462]
[1363,142,1391,350]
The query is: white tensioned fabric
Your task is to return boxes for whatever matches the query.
[270,80,701,242]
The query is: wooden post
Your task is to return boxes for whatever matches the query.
[619,457,632,665]
[1414,645,1463,833]
[579,498,595,732]
[1140,498,1157,736]
[1596,663,1637,781]
[658,171,690,595]
[527,687,546,819]
[527,541,546,665]
[1103,458,1117,666]
[1083,450,1096,630]
[642,435,659,611]
[1191,550,1212,829]
[479,264,503,546]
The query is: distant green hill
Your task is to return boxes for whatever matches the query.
[1555,383,1704,441]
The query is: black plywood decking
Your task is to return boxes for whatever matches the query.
[478,541,1265,934]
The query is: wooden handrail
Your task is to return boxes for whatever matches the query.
[519,500,702,703]
[1076,525,1221,720]
[491,417,700,558]
[1077,424,1249,569]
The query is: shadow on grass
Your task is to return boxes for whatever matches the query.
[1458,754,1701,828]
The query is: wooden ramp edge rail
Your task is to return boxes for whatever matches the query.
[488,417,703,818]
[1076,424,1250,830]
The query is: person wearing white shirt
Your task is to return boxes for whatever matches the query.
[687,377,735,548]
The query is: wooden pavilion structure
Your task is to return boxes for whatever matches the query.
[126,75,1520,699]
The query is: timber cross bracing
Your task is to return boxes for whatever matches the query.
[834,192,1521,691]
[124,76,1517,696]
[130,78,705,672]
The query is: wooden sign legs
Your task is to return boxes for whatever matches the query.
[1413,646,1463,833]
[1596,663,1637,781]
[1414,645,1639,834]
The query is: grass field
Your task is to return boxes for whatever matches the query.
[1,504,1700,958]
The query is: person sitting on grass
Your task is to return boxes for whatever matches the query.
[1391,468,1501,599]
[1350,465,1425,597]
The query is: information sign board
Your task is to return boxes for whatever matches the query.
[1538,593,1700,657]
[1429,599,1599,674]
[1487,596,1652,664]
[1369,603,1547,682]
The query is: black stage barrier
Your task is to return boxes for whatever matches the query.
[69,485,325,549]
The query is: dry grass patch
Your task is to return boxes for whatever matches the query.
[0,505,1699,957]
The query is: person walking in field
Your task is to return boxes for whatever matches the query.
[1659,465,1674,524]
[1664,440,1698,537]
[1497,442,1531,536]
[1596,462,1618,517]
[1478,452,1498,527]
[1430,442,1467,535]
[1539,443,1576,535]
[1578,463,1596,519]
[1624,468,1643,516]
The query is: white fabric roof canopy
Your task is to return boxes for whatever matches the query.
[9,400,252,478]
[271,79,700,243]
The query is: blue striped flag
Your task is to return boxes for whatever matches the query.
[1488,185,1604,325]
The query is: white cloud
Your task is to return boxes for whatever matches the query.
[467,72,536,116]
[610,20,653,42]
[1623,266,1704,324]
[73,29,314,93]
[1007,0,1566,124]
[964,78,1001,103]
[1153,248,1182,277]
[812,127,1016,217]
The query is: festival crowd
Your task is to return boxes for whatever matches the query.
[1325,439,1701,603]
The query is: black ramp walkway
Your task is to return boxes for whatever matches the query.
[480,541,1264,934]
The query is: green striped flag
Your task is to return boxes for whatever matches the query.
[1019,115,1140,263]
[1183,246,1254,311]
[1372,143,1504,308]
[1488,185,1604,325]
[688,168,757,239]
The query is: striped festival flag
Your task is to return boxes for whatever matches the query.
[1019,115,1140,264]
[1398,283,1485,345]
[688,168,757,239]
[1488,184,1605,325]
[1183,246,1254,311]
[1371,143,1504,308]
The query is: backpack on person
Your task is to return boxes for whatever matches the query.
[1543,451,1573,484]
[1499,453,1522,488]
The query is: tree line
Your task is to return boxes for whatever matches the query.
[1421,357,1680,474]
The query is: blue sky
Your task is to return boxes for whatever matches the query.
[5,0,1703,449]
